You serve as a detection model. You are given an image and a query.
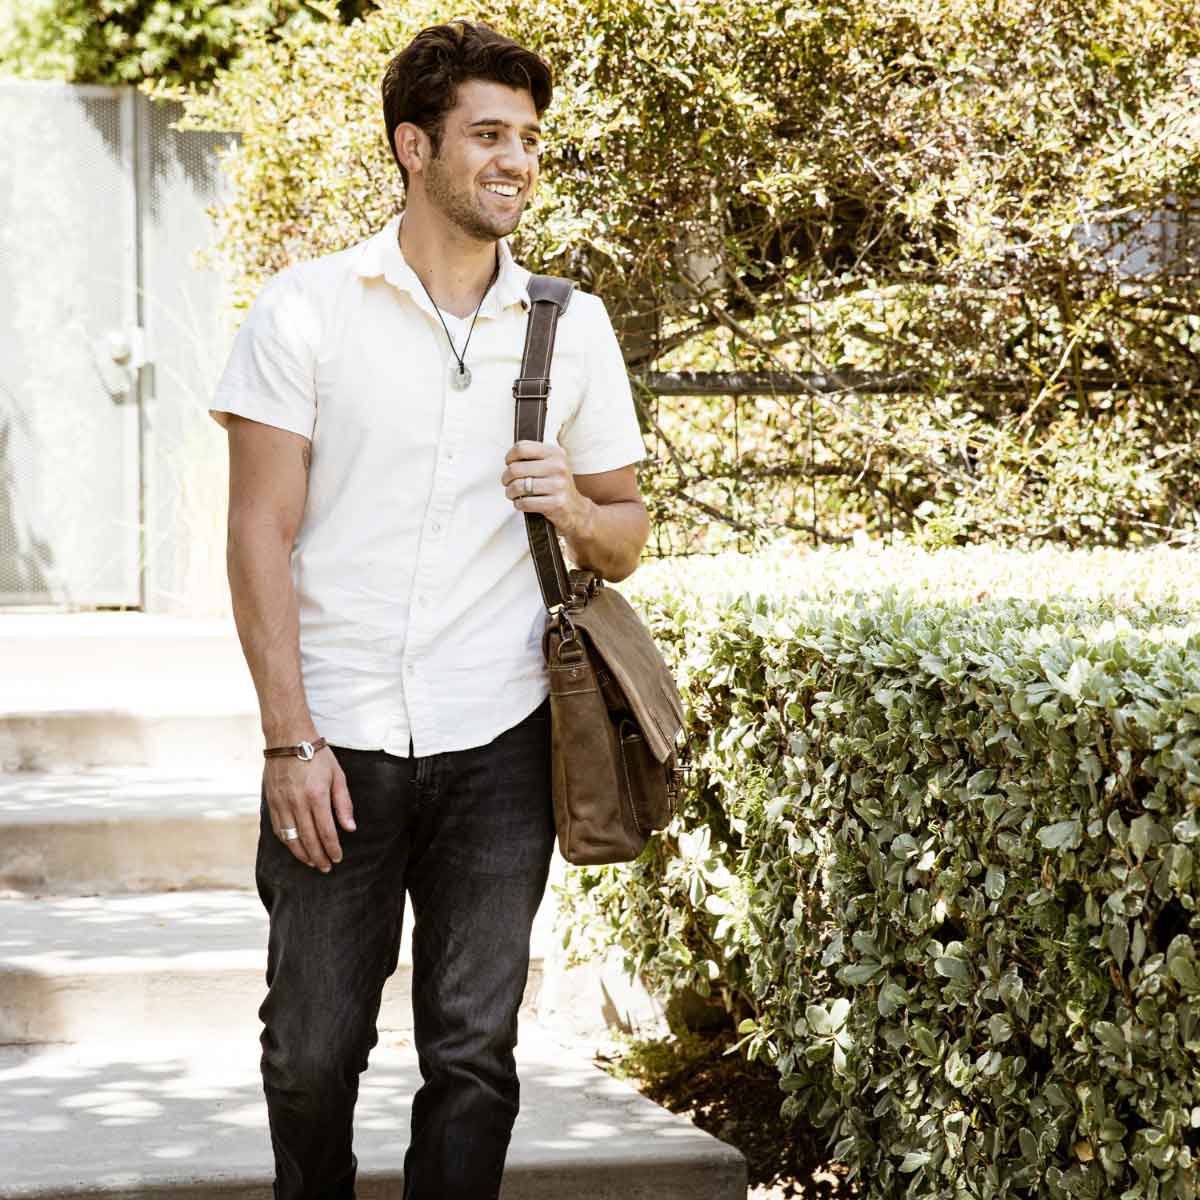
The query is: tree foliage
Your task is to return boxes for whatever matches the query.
[173,0,1200,549]
[0,0,377,87]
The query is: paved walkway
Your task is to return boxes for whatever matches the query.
[0,613,745,1198]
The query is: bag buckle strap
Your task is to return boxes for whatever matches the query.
[566,571,598,610]
[512,377,551,399]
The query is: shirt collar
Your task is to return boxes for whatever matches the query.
[354,212,531,317]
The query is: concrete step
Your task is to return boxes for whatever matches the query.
[0,614,261,770]
[0,1027,747,1199]
[0,767,258,894]
[0,614,252,699]
[0,768,672,1045]
[0,712,264,771]
[0,889,555,1045]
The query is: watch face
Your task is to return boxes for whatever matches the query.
[298,741,315,761]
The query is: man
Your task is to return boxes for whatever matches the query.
[209,19,649,1200]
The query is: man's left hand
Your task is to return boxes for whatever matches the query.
[502,439,591,539]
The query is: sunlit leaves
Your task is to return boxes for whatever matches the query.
[160,0,1200,551]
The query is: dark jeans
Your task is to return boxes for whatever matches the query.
[254,698,555,1200]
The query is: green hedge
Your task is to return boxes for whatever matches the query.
[558,544,1200,1199]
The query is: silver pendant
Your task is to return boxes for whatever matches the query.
[450,363,472,390]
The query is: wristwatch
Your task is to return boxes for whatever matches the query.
[263,737,328,761]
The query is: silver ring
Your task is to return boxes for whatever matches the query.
[524,476,534,496]
[280,826,300,841]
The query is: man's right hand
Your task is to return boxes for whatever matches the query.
[263,748,355,872]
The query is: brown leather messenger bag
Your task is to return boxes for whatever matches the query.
[514,274,687,866]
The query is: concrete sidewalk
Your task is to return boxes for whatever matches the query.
[0,1026,746,1199]
[0,612,742,1197]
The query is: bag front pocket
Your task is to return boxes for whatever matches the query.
[618,718,673,834]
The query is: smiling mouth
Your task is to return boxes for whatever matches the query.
[481,182,521,199]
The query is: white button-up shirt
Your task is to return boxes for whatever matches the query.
[210,214,646,756]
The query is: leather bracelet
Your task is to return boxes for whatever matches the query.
[263,737,328,762]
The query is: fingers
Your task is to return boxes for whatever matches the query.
[503,465,572,510]
[502,440,570,514]
[331,763,356,833]
[293,804,333,873]
[307,801,342,871]
[504,439,557,465]
[502,440,566,476]
[501,459,556,492]
[264,758,346,874]
[266,795,314,868]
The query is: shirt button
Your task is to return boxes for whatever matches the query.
[432,522,442,533]
[446,452,455,463]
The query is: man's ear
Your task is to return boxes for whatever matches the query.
[393,122,428,178]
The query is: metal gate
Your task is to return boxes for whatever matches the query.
[0,81,236,610]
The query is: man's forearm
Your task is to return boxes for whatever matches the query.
[227,527,316,745]
[560,498,649,582]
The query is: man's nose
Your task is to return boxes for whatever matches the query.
[495,132,531,174]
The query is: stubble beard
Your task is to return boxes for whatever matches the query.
[424,153,523,242]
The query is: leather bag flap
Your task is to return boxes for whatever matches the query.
[556,586,685,763]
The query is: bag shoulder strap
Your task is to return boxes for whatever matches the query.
[515,274,576,611]
[526,274,575,311]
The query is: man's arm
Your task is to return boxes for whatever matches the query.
[560,466,649,582]
[226,416,352,872]
[227,418,314,744]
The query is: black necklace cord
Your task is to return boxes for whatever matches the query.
[412,248,500,383]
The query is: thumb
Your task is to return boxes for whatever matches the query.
[331,765,355,832]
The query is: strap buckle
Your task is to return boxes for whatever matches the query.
[513,377,551,399]
[567,570,599,610]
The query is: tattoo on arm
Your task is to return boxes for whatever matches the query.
[302,445,312,472]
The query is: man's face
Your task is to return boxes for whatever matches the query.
[421,79,542,242]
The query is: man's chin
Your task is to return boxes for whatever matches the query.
[458,204,525,243]
[480,215,523,241]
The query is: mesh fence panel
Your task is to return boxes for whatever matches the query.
[0,86,238,610]
[0,84,139,606]
[141,98,238,613]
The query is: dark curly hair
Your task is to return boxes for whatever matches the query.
[381,20,554,188]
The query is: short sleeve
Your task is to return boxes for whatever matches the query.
[209,267,319,439]
[557,293,647,475]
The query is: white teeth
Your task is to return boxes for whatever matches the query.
[483,183,519,197]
